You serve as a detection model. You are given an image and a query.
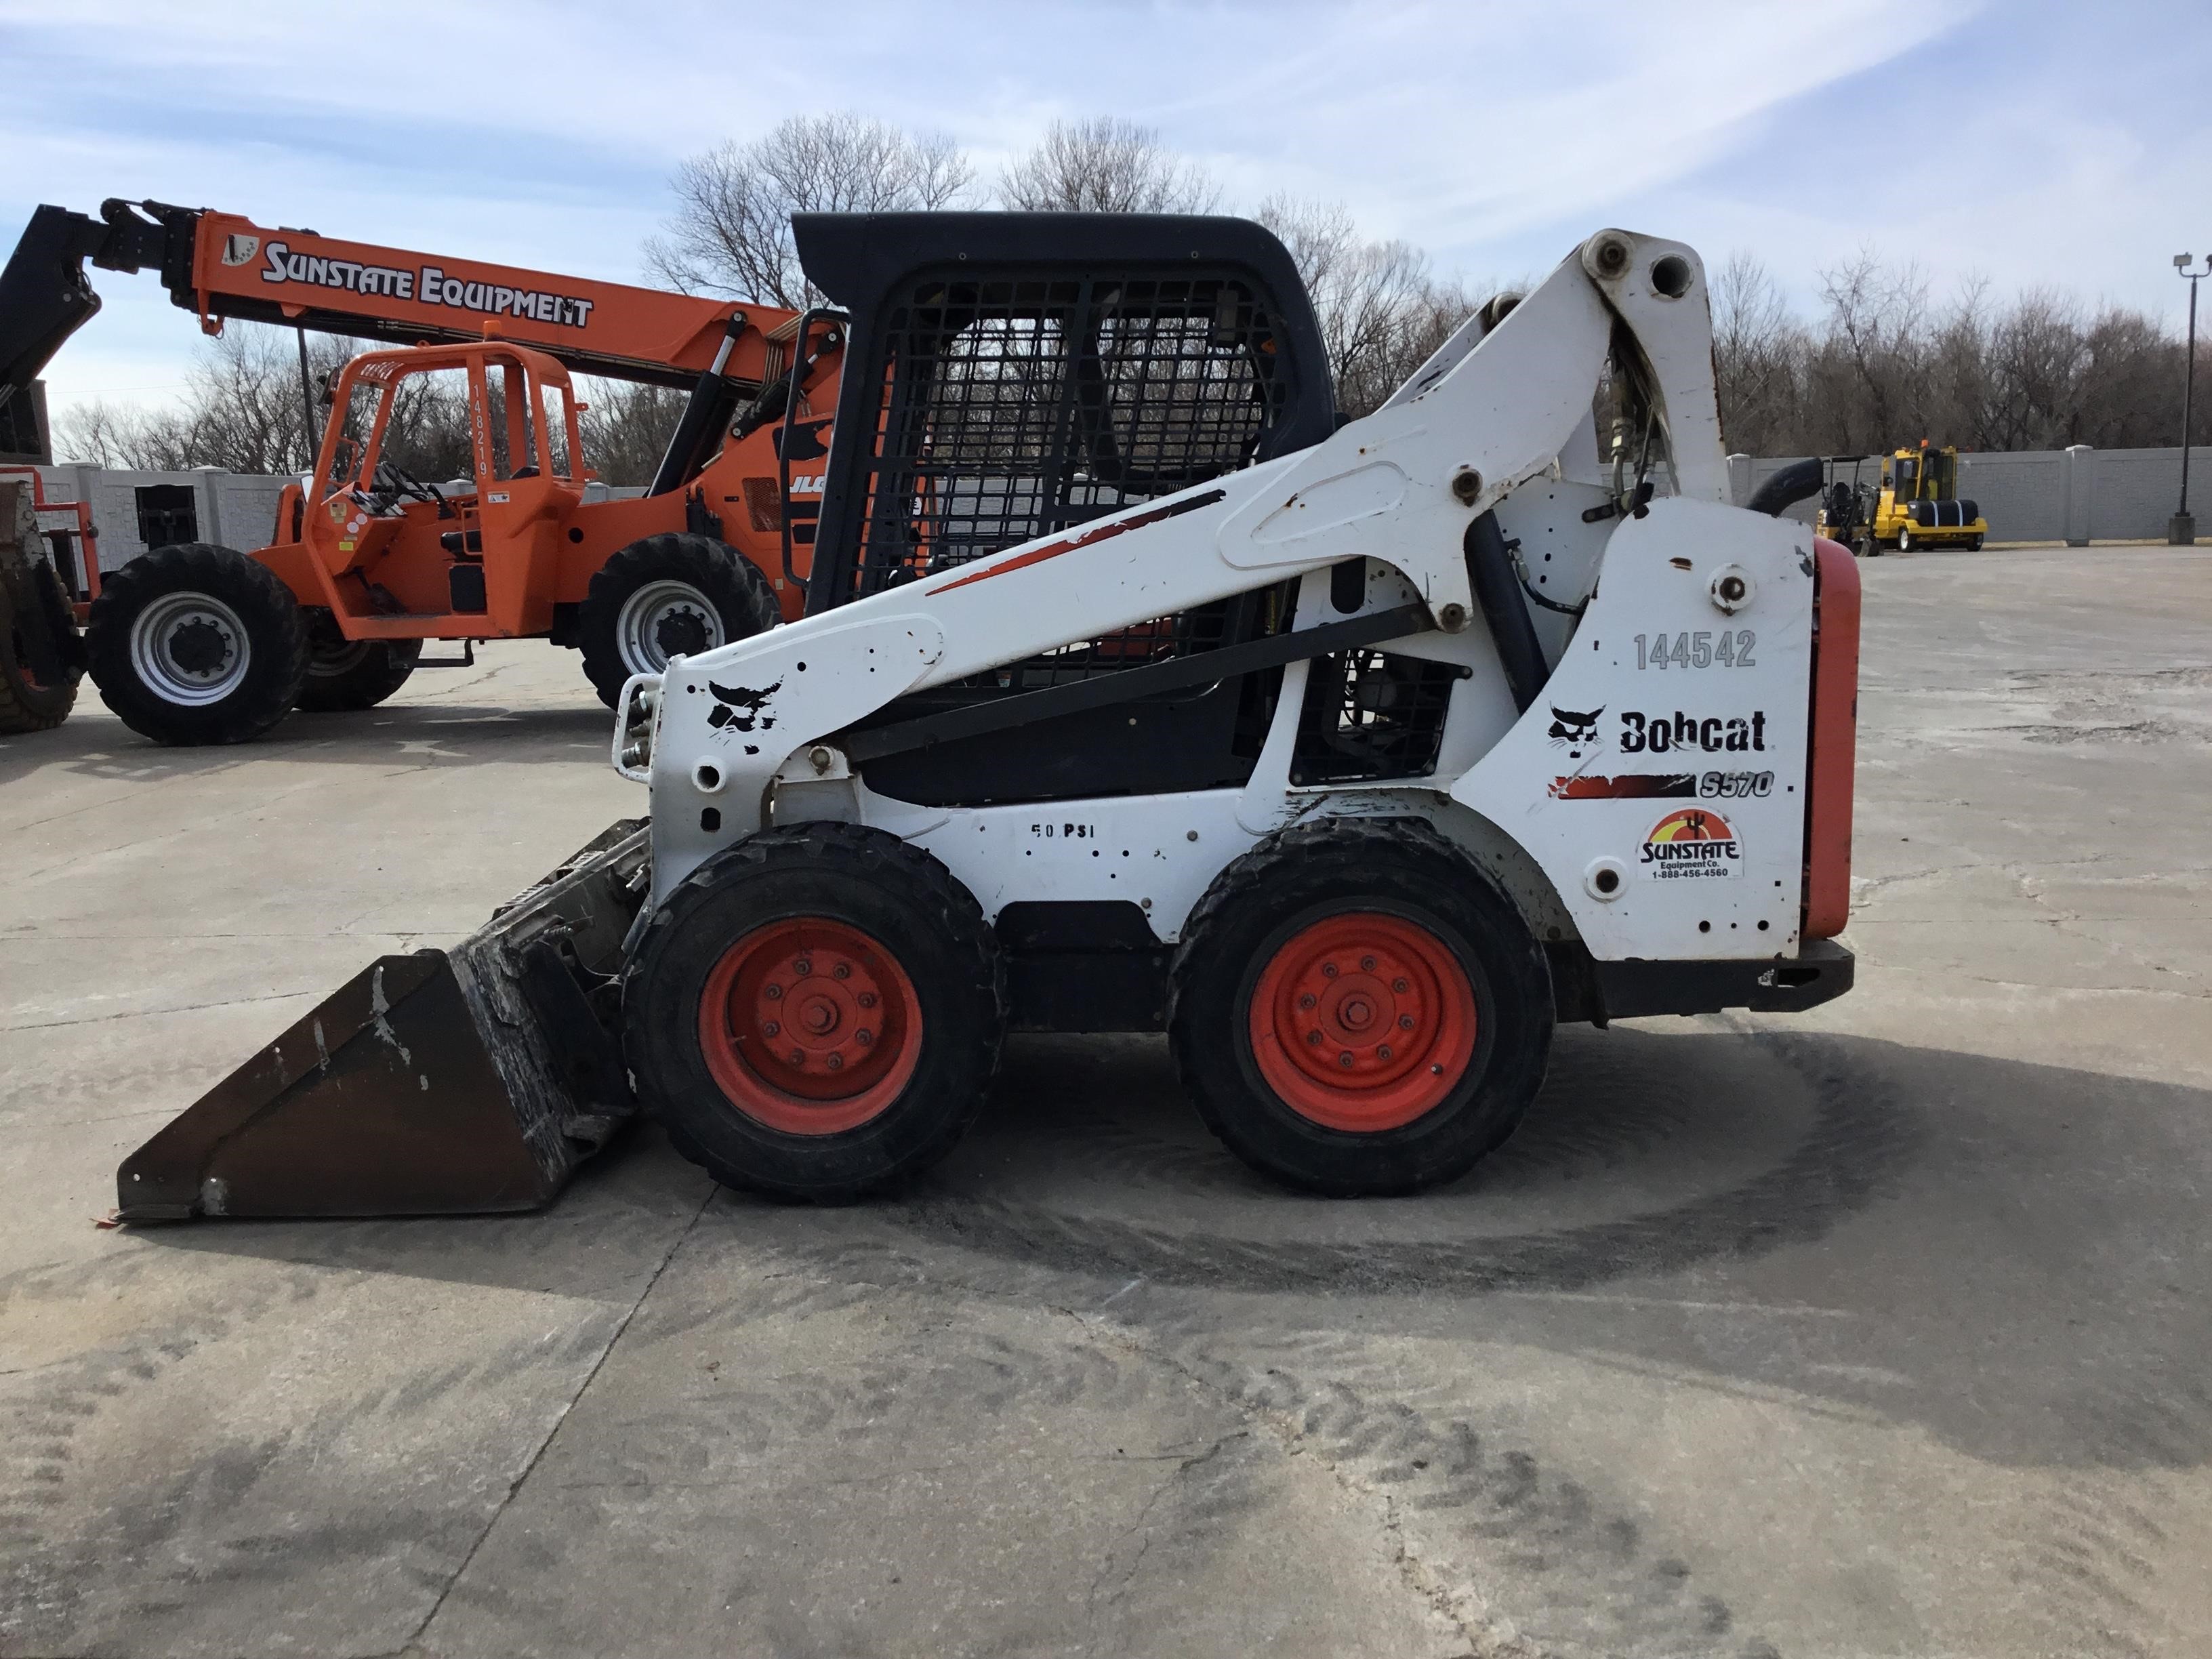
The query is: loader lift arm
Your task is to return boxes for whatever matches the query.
[0,197,787,415]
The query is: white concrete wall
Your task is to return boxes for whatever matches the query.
[34,465,301,571]
[1729,445,2195,544]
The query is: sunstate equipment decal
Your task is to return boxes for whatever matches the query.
[259,241,597,327]
[1641,807,1742,880]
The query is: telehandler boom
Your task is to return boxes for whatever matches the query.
[113,215,1858,1216]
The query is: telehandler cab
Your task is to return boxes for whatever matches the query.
[112,214,1860,1214]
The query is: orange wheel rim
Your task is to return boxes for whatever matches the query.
[1247,910,1477,1132]
[697,918,922,1135]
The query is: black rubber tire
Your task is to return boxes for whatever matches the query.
[0,564,80,733]
[578,532,779,708]
[624,821,1007,1202]
[295,614,422,712]
[1168,817,1554,1197]
[84,544,308,746]
[1968,533,1986,552]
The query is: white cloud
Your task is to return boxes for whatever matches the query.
[8,0,2204,431]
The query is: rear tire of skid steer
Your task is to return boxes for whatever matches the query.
[0,566,80,733]
[623,822,1006,1201]
[85,544,308,746]
[295,613,421,712]
[1168,817,1553,1197]
[578,533,779,708]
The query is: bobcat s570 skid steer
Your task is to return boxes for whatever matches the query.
[114,213,1858,1216]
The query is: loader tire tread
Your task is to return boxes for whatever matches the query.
[579,533,779,708]
[627,821,1006,1202]
[85,544,307,745]
[1168,815,1553,1196]
[0,563,81,733]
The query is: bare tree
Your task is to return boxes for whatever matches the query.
[577,377,688,488]
[1807,252,1932,452]
[998,117,1221,214]
[1254,196,1484,417]
[1710,253,1803,455]
[647,114,976,308]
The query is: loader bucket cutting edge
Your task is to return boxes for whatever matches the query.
[115,820,654,1222]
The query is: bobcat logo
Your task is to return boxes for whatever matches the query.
[1547,703,1604,760]
[706,678,782,734]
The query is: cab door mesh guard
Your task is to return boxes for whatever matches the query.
[844,271,1290,609]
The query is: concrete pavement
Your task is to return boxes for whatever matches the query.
[3,548,2209,1658]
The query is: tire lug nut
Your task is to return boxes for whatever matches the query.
[764,984,782,1000]
[857,991,878,1008]
[1399,1015,1415,1030]
[856,1029,873,1047]
[1298,993,1316,1010]
[1377,1044,1393,1061]
[834,962,851,979]
[1322,962,1338,979]
[1338,1052,1355,1067]
[763,1021,780,1038]
[826,1053,843,1071]
[1360,956,1376,972]
[1393,977,1408,994]
[1306,1031,1322,1046]
[792,1050,806,1065]
[794,958,813,977]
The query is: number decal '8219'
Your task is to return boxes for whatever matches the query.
[1635,630,1755,670]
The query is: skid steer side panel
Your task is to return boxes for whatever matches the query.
[115,820,653,1221]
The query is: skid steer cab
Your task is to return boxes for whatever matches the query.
[83,327,840,746]
[115,214,1862,1222]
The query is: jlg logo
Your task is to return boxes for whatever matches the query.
[1620,711,1766,754]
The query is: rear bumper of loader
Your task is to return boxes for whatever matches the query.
[1580,939,1855,1023]
[116,819,653,1222]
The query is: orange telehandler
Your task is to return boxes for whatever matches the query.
[0,199,845,742]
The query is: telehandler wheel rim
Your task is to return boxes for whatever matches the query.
[308,638,374,678]
[697,918,922,1134]
[617,580,722,676]
[1248,911,1477,1132]
[129,592,251,705]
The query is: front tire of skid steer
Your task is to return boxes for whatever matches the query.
[624,823,1006,1201]
[1168,817,1553,1197]
[295,613,421,712]
[578,533,779,708]
[84,544,308,745]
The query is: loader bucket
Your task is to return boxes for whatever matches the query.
[116,820,654,1222]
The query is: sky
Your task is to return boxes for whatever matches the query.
[6,0,2209,429]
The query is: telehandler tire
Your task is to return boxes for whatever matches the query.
[295,617,422,713]
[1168,817,1553,1196]
[85,544,308,745]
[0,561,80,733]
[579,533,779,708]
[624,822,1007,1201]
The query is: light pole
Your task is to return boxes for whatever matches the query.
[2173,253,2207,546]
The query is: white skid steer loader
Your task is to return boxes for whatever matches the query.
[115,216,1858,1218]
